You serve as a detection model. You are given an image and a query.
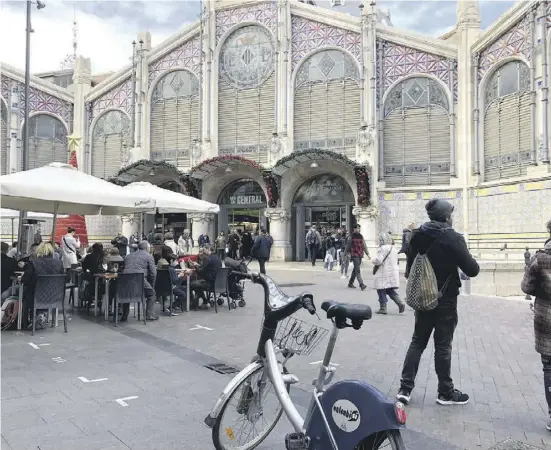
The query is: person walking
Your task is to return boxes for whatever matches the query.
[397,199,479,406]
[344,224,369,290]
[338,229,350,279]
[399,223,415,255]
[251,228,273,275]
[372,232,405,315]
[521,232,551,432]
[305,225,321,266]
[215,232,226,260]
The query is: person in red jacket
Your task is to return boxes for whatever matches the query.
[344,224,370,290]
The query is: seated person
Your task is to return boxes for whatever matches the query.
[180,243,221,310]
[156,247,185,313]
[1,242,18,302]
[81,243,106,307]
[20,242,64,329]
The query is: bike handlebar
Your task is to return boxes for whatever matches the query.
[234,271,316,314]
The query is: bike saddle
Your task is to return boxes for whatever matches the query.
[321,300,372,329]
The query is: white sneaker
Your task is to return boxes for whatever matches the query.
[340,275,346,279]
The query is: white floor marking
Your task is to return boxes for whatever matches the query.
[78,376,108,383]
[115,396,139,407]
[39,343,50,347]
[190,324,213,331]
[28,343,40,349]
[52,357,66,363]
[309,361,339,367]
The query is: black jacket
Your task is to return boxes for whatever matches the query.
[1,253,18,293]
[251,235,273,260]
[406,221,479,301]
[197,254,222,286]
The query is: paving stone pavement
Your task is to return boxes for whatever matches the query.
[1,262,549,450]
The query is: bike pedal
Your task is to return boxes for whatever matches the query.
[285,432,309,450]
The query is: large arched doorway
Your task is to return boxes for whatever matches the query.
[90,109,131,179]
[25,113,69,170]
[291,173,355,260]
[482,60,531,181]
[382,76,451,187]
[217,179,267,236]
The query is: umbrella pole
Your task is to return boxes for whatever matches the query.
[11,218,14,244]
[51,202,59,243]
[162,213,165,237]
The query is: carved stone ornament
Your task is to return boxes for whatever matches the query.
[352,205,380,220]
[270,134,282,154]
[357,125,376,153]
[192,140,202,159]
[189,212,215,223]
[264,208,291,222]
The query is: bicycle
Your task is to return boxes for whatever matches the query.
[205,272,407,450]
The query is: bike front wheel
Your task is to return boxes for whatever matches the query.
[356,429,405,450]
[212,364,289,450]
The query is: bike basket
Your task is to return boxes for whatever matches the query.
[264,316,329,356]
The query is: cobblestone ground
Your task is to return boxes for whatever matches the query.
[1,261,549,450]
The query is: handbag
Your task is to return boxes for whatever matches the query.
[372,248,392,275]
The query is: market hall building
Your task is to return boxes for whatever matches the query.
[1,0,551,261]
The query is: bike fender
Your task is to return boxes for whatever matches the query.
[304,380,405,450]
[204,361,263,428]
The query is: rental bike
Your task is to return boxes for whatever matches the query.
[205,272,407,450]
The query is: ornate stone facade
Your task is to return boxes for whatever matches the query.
[148,36,201,87]
[90,78,133,118]
[215,2,277,42]
[291,16,361,68]
[477,15,531,82]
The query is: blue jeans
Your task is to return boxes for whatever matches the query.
[377,288,400,305]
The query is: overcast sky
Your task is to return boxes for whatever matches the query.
[0,0,516,75]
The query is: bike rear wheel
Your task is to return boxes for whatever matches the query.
[212,364,288,450]
[356,429,405,450]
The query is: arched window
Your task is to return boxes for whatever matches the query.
[218,25,275,164]
[91,110,130,179]
[25,114,68,170]
[382,77,450,187]
[1,101,7,174]
[483,60,531,181]
[150,70,199,170]
[294,49,360,159]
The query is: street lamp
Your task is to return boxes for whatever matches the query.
[18,0,46,253]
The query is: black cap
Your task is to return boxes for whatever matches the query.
[425,199,454,222]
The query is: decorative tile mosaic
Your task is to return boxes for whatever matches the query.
[216,2,277,43]
[378,191,464,233]
[85,215,121,240]
[91,78,133,119]
[291,16,361,69]
[547,1,551,28]
[148,36,201,88]
[477,15,531,82]
[376,40,458,104]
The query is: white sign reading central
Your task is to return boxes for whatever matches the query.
[332,399,361,432]
[229,195,263,205]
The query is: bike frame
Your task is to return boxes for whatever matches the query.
[264,322,341,448]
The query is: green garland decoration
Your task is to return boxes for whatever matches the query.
[354,165,372,207]
[190,155,263,175]
[273,148,358,170]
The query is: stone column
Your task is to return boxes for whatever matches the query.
[352,205,379,256]
[264,208,292,261]
[72,57,92,170]
[190,213,215,250]
[121,214,140,240]
[8,81,21,173]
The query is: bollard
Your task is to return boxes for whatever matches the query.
[524,247,532,301]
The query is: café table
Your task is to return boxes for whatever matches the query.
[93,273,118,319]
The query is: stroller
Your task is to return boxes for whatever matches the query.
[224,257,248,308]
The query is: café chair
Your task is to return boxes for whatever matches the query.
[32,274,68,336]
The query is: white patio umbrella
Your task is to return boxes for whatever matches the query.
[123,182,220,214]
[0,163,156,239]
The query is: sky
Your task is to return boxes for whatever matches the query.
[0,0,517,75]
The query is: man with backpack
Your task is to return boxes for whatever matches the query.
[397,199,479,406]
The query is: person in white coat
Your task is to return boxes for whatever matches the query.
[60,226,80,269]
[177,229,193,255]
[371,232,405,315]
[164,232,179,256]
